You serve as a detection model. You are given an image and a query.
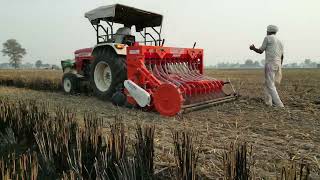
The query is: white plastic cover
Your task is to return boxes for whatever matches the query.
[124,80,151,107]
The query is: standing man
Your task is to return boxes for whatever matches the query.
[250,25,284,107]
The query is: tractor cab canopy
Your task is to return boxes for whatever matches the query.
[85,4,163,31]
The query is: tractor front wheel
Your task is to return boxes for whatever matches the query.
[62,73,80,94]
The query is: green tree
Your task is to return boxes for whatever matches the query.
[35,60,42,68]
[244,59,254,66]
[304,59,311,65]
[1,39,26,69]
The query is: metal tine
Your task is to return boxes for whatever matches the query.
[173,63,182,75]
[190,60,233,103]
[171,63,177,74]
[187,62,204,77]
[167,63,184,80]
[190,62,219,81]
[168,63,176,74]
[176,62,204,82]
[147,63,153,72]
[153,63,192,100]
[173,62,198,82]
[175,62,197,80]
[187,62,208,80]
[185,63,213,92]
[185,62,200,79]
[157,62,191,96]
[150,62,170,84]
[173,63,203,99]
[178,62,189,75]
[182,62,204,81]
[169,62,198,87]
[149,58,226,105]
[178,62,194,77]
[177,63,210,101]
[186,62,223,101]
[167,71,194,102]
[177,62,187,74]
[188,62,222,90]
[153,64,172,84]
[161,61,194,99]
[167,63,176,74]
[149,62,189,99]
[173,62,209,96]
[163,63,192,91]
[170,63,175,73]
[170,62,210,103]
[172,62,181,75]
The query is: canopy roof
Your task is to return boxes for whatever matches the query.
[85,4,163,30]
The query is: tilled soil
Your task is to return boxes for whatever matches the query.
[0,69,319,179]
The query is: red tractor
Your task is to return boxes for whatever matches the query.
[61,4,237,116]
[61,48,94,93]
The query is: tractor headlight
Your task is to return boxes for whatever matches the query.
[114,44,125,49]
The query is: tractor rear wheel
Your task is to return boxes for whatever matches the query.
[90,48,126,99]
[62,73,80,94]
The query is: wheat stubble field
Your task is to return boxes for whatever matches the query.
[0,69,319,179]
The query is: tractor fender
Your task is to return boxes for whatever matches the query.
[92,43,127,56]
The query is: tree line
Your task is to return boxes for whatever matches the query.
[209,59,320,69]
[1,39,59,69]
[2,39,319,70]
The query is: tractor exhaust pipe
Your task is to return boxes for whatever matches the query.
[193,42,197,49]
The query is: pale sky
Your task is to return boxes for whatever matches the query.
[0,0,319,65]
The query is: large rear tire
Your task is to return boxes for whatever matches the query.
[62,73,80,94]
[90,48,127,99]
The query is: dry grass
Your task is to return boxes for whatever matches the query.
[0,152,38,180]
[0,97,261,179]
[0,69,62,91]
[172,131,200,180]
[277,160,310,180]
[223,142,254,179]
[0,98,158,179]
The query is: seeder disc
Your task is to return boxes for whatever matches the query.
[153,84,183,117]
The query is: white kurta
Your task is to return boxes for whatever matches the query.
[259,35,284,107]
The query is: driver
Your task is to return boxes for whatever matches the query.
[115,24,132,43]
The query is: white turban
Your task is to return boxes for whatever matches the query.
[267,25,279,33]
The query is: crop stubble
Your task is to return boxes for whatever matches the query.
[0,68,319,178]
